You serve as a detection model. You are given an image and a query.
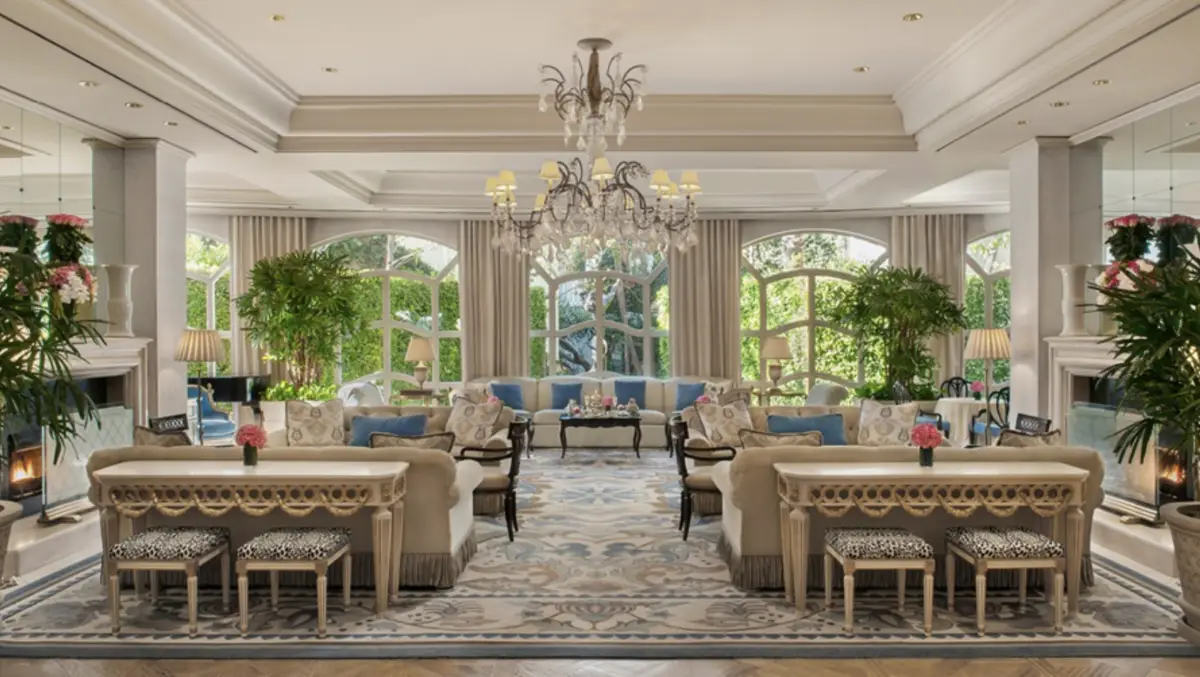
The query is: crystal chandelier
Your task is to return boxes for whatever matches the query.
[485,156,700,260]
[539,38,647,154]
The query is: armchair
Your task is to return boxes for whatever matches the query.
[671,417,735,540]
[455,416,529,541]
[186,385,236,443]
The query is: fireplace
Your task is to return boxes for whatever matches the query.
[2,424,44,515]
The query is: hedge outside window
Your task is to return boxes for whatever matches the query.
[316,234,460,397]
[740,231,888,393]
[964,231,1011,386]
[530,246,668,377]
[184,232,231,377]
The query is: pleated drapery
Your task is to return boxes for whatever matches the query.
[459,220,530,380]
[668,219,742,380]
[889,213,967,385]
[229,215,308,379]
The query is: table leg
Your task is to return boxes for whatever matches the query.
[560,424,568,459]
[633,425,642,458]
[779,501,794,603]
[390,499,405,602]
[371,505,394,615]
[791,506,810,612]
[1067,504,1084,615]
[100,507,119,596]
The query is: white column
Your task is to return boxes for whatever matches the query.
[87,140,126,313]
[1007,138,1106,418]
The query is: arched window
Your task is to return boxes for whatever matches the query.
[740,231,888,392]
[530,247,669,377]
[316,234,460,397]
[965,231,1011,385]
[185,232,231,376]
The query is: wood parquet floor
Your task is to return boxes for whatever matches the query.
[1,658,1198,677]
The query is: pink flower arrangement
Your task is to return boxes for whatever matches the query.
[1097,259,1154,291]
[1157,214,1199,229]
[0,215,37,227]
[48,263,96,304]
[45,213,89,229]
[911,423,944,449]
[486,395,501,404]
[601,395,615,407]
[695,394,711,404]
[1104,214,1155,230]
[970,380,984,393]
[235,424,268,449]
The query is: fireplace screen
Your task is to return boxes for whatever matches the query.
[7,444,44,501]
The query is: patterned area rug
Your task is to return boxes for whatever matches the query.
[0,451,1195,659]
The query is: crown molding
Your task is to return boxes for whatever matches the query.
[311,170,375,204]
[1069,80,1200,144]
[278,134,917,154]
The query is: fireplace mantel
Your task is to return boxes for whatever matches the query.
[68,337,152,425]
[1045,336,1120,429]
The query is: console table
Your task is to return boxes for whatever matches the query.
[559,414,642,458]
[93,460,409,614]
[775,461,1088,615]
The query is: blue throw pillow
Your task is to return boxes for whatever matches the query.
[349,414,427,447]
[489,383,524,410]
[551,382,583,410]
[767,414,847,446]
[614,379,647,409]
[674,382,707,410]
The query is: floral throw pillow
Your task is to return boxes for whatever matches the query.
[285,400,346,447]
[997,429,1064,447]
[857,400,919,446]
[694,400,754,447]
[738,429,823,448]
[369,431,456,452]
[445,399,503,447]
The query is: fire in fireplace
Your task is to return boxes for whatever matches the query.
[7,444,43,500]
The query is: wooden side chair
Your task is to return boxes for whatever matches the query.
[457,416,528,540]
[940,377,970,398]
[670,417,734,541]
[970,387,1010,445]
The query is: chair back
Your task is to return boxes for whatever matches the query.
[718,387,753,406]
[149,414,190,436]
[186,385,222,418]
[987,387,1011,427]
[941,377,970,398]
[892,381,912,404]
[1014,413,1052,434]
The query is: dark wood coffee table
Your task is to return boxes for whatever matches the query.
[559,414,642,458]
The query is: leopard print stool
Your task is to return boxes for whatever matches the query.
[107,526,232,637]
[945,526,1065,636]
[236,527,352,638]
[824,527,936,636]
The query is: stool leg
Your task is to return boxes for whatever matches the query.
[186,563,199,638]
[149,571,159,605]
[342,552,353,610]
[316,564,329,639]
[133,570,143,600]
[109,572,121,635]
[270,571,280,611]
[843,571,855,634]
[974,567,987,637]
[897,569,906,612]
[220,548,232,614]
[237,562,249,636]
[923,561,935,637]
[945,552,956,610]
[1053,568,1065,634]
[1018,569,1028,608]
[823,552,833,610]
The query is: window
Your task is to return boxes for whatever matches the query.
[184,232,231,377]
[530,247,669,377]
[740,231,888,391]
[964,231,1011,386]
[317,234,460,397]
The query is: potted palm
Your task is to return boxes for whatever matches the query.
[1094,245,1200,644]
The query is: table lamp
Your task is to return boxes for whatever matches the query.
[963,328,1011,443]
[761,336,792,393]
[175,329,226,445]
[405,336,435,390]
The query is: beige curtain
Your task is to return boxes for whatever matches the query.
[669,219,742,380]
[890,214,967,385]
[459,220,529,380]
[229,215,308,379]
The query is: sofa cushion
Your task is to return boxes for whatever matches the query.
[478,463,513,491]
[684,467,718,491]
[739,429,823,448]
[446,400,503,446]
[286,400,346,447]
[767,413,847,445]
[237,527,352,561]
[857,400,919,446]
[550,382,583,409]
[133,426,192,447]
[533,409,569,424]
[110,526,229,561]
[946,526,1064,559]
[369,431,456,452]
[826,527,934,560]
[694,400,753,447]
[349,414,427,447]
[615,379,647,409]
[674,382,707,410]
[489,382,525,410]
[997,429,1064,447]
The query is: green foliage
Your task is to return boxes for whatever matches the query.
[263,381,339,402]
[235,250,367,387]
[827,266,967,390]
[1094,249,1200,465]
[964,275,1011,384]
[185,233,229,274]
[1106,223,1154,262]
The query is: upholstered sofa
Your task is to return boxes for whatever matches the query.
[87,443,484,589]
[469,375,734,449]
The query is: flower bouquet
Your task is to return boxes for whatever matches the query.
[235,424,267,466]
[911,422,944,467]
[0,215,39,255]
[970,380,984,400]
[44,213,91,266]
[48,263,97,316]
[1156,214,1199,266]
[1104,214,1155,262]
[1096,259,1155,297]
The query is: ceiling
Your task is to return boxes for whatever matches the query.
[0,0,1198,219]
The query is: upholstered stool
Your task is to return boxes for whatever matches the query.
[107,526,231,636]
[945,525,1065,636]
[236,527,352,638]
[824,527,935,636]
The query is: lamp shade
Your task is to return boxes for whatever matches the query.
[175,329,225,363]
[964,328,1011,360]
[405,336,435,362]
[538,160,561,182]
[497,170,517,190]
[761,336,792,360]
[649,169,671,190]
[591,156,614,181]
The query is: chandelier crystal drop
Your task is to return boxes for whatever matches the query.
[539,38,647,154]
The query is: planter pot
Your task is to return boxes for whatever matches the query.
[1161,501,1200,644]
[0,500,21,593]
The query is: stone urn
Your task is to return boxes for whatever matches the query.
[0,499,21,592]
[1162,501,1200,645]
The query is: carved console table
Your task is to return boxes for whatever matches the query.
[775,461,1088,615]
[93,460,408,614]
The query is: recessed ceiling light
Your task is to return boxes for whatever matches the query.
[78,80,99,88]
[124,101,143,109]
[163,121,178,127]
[902,13,924,22]
[322,66,339,73]
[1016,120,1029,126]
[1050,101,1070,108]
[271,14,285,21]
[1,125,11,131]
[1092,78,1111,86]
[1187,121,1197,127]
[853,66,870,73]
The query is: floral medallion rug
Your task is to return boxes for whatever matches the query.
[0,451,1194,659]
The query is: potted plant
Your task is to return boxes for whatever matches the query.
[1093,245,1200,644]
[829,266,967,394]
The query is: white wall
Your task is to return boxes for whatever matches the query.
[187,214,229,241]
[965,212,1011,242]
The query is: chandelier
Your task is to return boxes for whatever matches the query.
[485,157,700,260]
[539,38,647,154]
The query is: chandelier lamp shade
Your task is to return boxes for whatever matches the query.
[539,38,647,154]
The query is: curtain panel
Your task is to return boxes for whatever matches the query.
[229,215,308,380]
[889,213,967,385]
[459,220,530,380]
[668,219,742,380]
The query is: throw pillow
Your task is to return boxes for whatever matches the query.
[368,431,456,452]
[997,429,1065,447]
[857,400,920,446]
[488,383,525,410]
[133,426,192,447]
[349,414,428,447]
[550,382,583,410]
[739,429,823,448]
[451,385,487,405]
[767,413,847,445]
[614,379,647,409]
[446,399,503,446]
[285,400,346,446]
[694,400,754,447]
[674,382,707,410]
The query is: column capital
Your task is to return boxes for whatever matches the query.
[125,138,195,161]
[82,138,122,151]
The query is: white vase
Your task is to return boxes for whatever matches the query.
[1056,264,1088,336]
[102,264,137,338]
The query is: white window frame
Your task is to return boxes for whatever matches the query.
[185,233,231,378]
[965,231,1012,388]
